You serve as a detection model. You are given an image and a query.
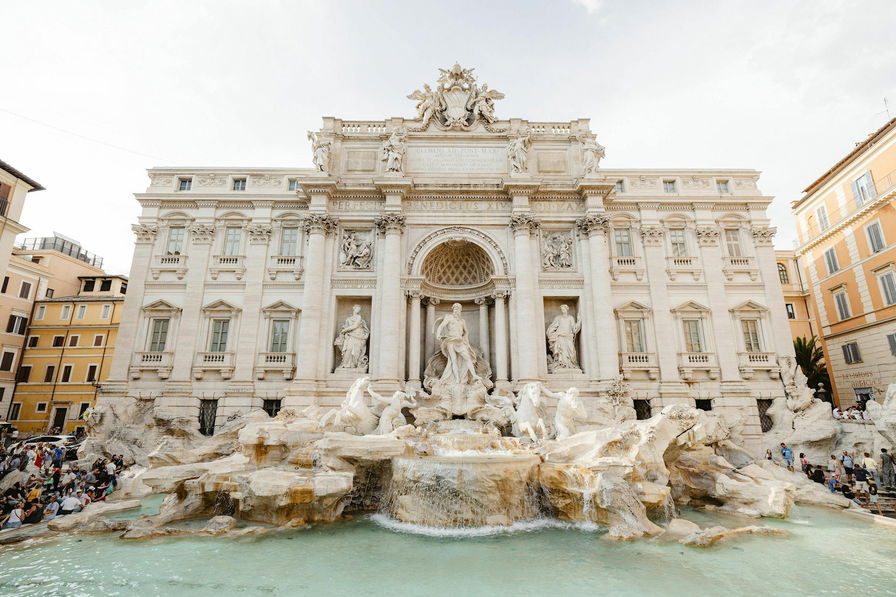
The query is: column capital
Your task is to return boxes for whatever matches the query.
[132,223,158,243]
[491,290,510,300]
[188,223,216,244]
[509,213,540,234]
[751,226,776,246]
[247,223,273,244]
[303,213,338,235]
[575,214,609,236]
[474,296,491,306]
[639,225,665,247]
[375,213,407,234]
[695,225,721,247]
[424,296,440,306]
[405,289,422,300]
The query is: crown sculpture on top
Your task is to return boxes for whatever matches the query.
[407,63,505,130]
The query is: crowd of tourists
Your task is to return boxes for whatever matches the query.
[832,405,873,420]
[0,442,124,530]
[770,442,895,516]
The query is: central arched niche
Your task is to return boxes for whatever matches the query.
[421,240,494,295]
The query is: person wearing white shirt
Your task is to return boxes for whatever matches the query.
[832,407,842,419]
[105,461,116,475]
[59,495,81,515]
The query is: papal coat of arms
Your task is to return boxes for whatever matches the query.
[407,63,505,130]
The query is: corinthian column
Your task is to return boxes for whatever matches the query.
[406,290,422,386]
[475,296,490,365]
[510,213,541,383]
[424,297,439,361]
[492,290,509,384]
[293,213,337,387]
[375,213,406,386]
[577,214,619,380]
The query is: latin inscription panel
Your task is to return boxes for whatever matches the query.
[407,145,507,174]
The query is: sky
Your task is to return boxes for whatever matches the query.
[2,0,894,274]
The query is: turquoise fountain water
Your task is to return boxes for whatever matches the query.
[1,506,895,597]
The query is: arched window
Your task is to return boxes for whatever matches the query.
[777,263,789,284]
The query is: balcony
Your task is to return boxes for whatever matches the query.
[267,255,305,281]
[665,256,701,281]
[678,352,719,380]
[255,352,296,380]
[610,255,644,281]
[738,351,779,379]
[619,352,658,379]
[722,255,759,282]
[151,254,188,280]
[210,255,246,280]
[193,351,235,379]
[129,351,174,379]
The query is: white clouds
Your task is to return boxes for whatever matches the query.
[0,0,893,272]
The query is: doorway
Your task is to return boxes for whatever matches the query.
[51,407,68,431]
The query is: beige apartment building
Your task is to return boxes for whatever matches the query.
[775,250,814,341]
[0,236,105,420]
[793,117,896,407]
[0,159,43,275]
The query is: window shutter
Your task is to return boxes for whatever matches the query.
[842,345,850,362]
[888,334,896,356]
[851,179,862,206]
[862,172,877,197]
[5,316,14,334]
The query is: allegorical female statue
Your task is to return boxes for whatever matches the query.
[546,304,582,372]
[334,305,369,370]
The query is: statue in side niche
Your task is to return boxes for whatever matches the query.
[334,305,369,370]
[546,305,582,372]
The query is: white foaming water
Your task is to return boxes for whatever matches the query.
[368,513,603,538]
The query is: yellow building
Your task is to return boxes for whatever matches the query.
[775,250,815,341]
[0,238,105,419]
[9,275,126,433]
[793,117,896,407]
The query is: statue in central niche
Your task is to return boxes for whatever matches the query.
[420,302,494,420]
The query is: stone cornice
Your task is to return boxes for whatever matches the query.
[502,180,541,196]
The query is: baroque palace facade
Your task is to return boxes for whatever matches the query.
[102,66,791,446]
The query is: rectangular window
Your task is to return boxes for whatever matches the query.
[17,365,31,383]
[269,320,290,353]
[44,365,55,382]
[851,171,876,206]
[6,315,27,335]
[0,351,15,371]
[279,226,299,256]
[880,271,896,306]
[834,290,851,320]
[887,333,896,356]
[223,227,241,255]
[167,226,186,254]
[842,342,861,364]
[35,305,45,320]
[149,318,169,352]
[209,319,230,352]
[18,281,31,299]
[785,303,796,319]
[1,276,8,293]
[614,228,633,257]
[27,336,38,347]
[683,319,705,352]
[695,399,713,412]
[741,319,762,352]
[101,304,111,319]
[669,229,688,257]
[778,263,790,284]
[724,229,742,257]
[623,319,645,353]
[60,364,72,383]
[77,305,87,319]
[78,402,90,418]
[262,399,282,417]
[663,180,677,193]
[816,205,829,231]
[178,177,192,191]
[100,279,112,291]
[68,335,79,347]
[867,222,885,253]
[61,305,71,320]
[288,179,299,192]
[613,180,624,193]
[9,403,20,420]
[83,280,95,292]
[824,247,839,274]
[232,178,247,191]
[36,402,47,413]
[52,335,64,347]
[93,334,104,347]
[716,180,729,194]
[45,289,54,298]
[86,364,98,383]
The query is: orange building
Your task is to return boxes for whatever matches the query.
[793,117,896,407]
[775,250,814,341]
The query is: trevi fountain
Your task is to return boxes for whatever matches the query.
[3,65,896,596]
